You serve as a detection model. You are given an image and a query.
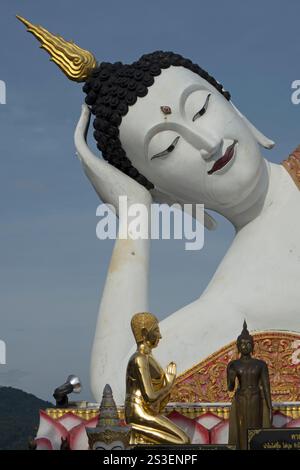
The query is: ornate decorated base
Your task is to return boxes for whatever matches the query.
[37,401,300,449]
[33,331,300,449]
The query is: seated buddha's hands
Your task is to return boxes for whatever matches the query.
[165,362,177,388]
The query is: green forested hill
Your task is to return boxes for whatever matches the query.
[0,386,53,450]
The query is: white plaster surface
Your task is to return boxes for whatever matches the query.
[75,66,300,403]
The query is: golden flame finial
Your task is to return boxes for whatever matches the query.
[16,15,97,82]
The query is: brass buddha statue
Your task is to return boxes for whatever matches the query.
[227,321,272,450]
[125,312,190,445]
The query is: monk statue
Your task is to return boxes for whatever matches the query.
[125,312,189,445]
[227,321,272,450]
[17,16,300,404]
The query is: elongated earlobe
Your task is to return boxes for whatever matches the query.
[231,103,275,149]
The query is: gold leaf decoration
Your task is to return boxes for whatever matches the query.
[171,331,300,403]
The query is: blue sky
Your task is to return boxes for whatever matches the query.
[0,0,299,402]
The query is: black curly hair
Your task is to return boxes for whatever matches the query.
[83,51,231,190]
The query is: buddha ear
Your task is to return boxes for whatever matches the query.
[231,103,275,150]
[141,327,148,340]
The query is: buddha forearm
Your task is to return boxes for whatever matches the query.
[149,383,172,404]
[261,375,272,410]
[75,105,152,403]
[138,363,170,403]
[227,363,236,391]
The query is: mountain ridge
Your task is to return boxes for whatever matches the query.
[0,386,53,450]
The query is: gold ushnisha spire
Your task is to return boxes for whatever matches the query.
[16,15,97,82]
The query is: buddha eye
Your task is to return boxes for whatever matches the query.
[192,93,211,122]
[151,136,180,160]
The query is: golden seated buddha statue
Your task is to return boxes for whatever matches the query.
[125,312,189,445]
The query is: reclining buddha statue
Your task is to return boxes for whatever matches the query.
[17,16,300,404]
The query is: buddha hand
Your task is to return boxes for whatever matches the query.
[165,361,177,388]
[74,104,152,216]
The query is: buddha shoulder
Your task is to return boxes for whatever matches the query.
[227,359,238,369]
[127,351,149,367]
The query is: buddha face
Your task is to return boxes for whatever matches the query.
[120,66,272,211]
[145,323,162,349]
[238,338,254,356]
[93,440,125,450]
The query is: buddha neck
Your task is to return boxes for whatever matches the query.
[138,342,152,355]
[219,159,296,231]
[217,158,270,231]
[240,353,252,361]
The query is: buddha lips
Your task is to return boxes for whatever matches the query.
[207,140,237,175]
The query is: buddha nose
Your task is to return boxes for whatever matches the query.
[188,126,222,160]
[201,139,223,161]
